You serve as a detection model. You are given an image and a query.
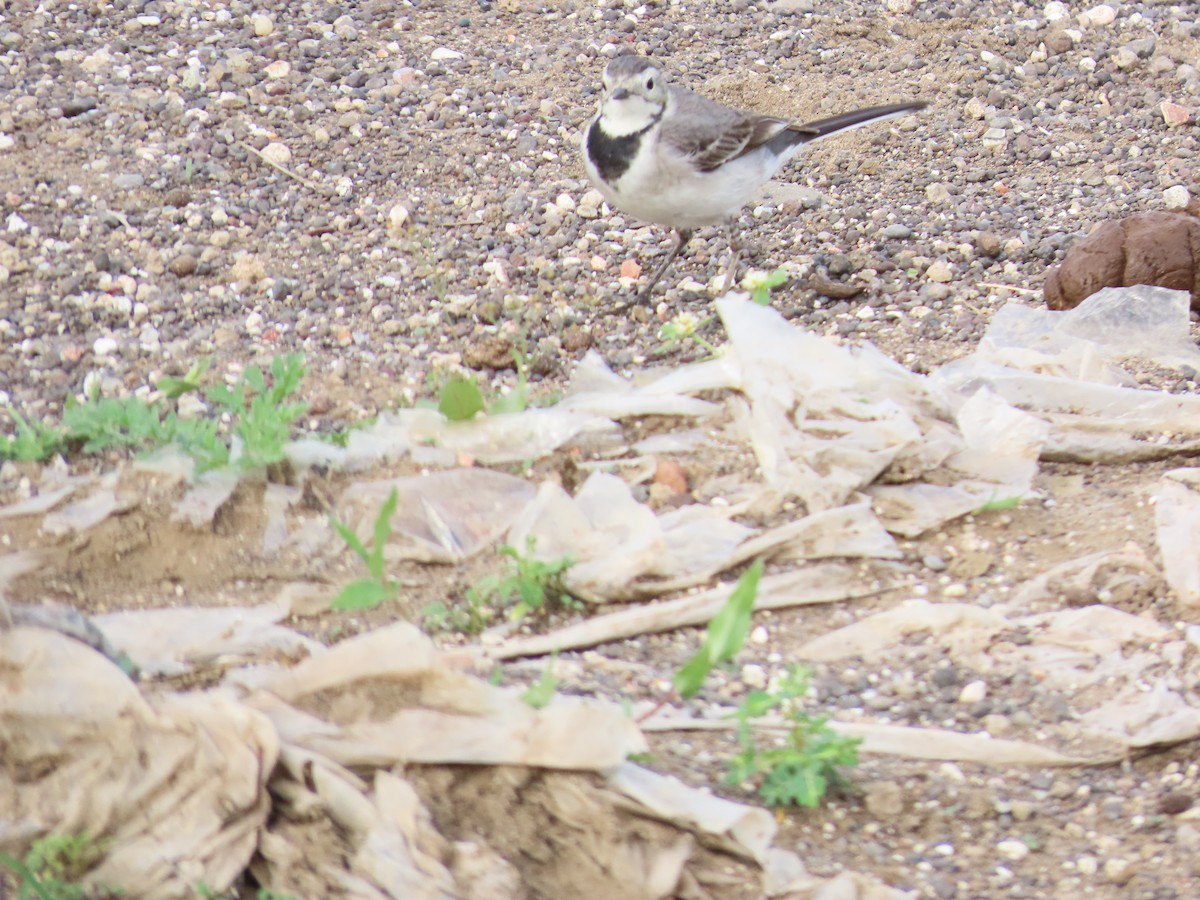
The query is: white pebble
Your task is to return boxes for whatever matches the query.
[1079,3,1116,26]
[264,60,290,80]
[741,663,767,689]
[959,679,988,704]
[926,260,953,283]
[1164,185,1191,209]
[926,182,952,203]
[252,13,274,36]
[1076,855,1098,875]
[555,192,577,212]
[260,141,292,165]
[1043,1,1069,21]
[386,204,411,236]
[996,839,1031,862]
[93,336,118,358]
[431,47,463,61]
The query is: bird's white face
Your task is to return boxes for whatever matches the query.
[598,61,668,137]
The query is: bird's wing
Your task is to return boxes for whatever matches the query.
[661,87,792,172]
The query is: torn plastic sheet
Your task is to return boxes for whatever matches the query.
[1155,468,1200,605]
[716,296,963,511]
[287,406,622,470]
[508,472,754,602]
[337,468,538,564]
[94,600,322,677]
[978,285,1200,378]
[788,586,1200,759]
[482,564,887,661]
[246,622,647,770]
[2,613,816,898]
[932,287,1200,462]
[640,712,1114,767]
[0,628,277,898]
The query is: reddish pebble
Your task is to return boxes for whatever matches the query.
[620,259,642,279]
[1162,101,1192,126]
[654,459,688,495]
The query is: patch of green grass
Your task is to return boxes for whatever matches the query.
[665,560,859,808]
[0,832,115,899]
[0,353,310,474]
[206,353,308,470]
[329,487,401,611]
[725,666,861,809]
[0,406,67,462]
[470,536,577,622]
[423,536,577,635]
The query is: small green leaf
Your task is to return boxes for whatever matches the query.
[521,658,559,709]
[438,377,485,421]
[330,578,394,610]
[975,494,1022,513]
[330,517,370,563]
[673,651,714,700]
[369,488,399,572]
[157,358,212,399]
[704,559,762,661]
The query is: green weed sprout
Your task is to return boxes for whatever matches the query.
[329,487,401,610]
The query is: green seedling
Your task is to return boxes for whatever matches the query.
[743,267,788,305]
[521,654,560,709]
[0,406,67,462]
[0,832,113,900]
[486,348,530,416]
[330,487,401,611]
[206,352,308,470]
[157,358,212,399]
[725,666,861,809]
[437,375,486,422]
[673,559,763,699]
[468,536,577,622]
[663,560,858,808]
[974,494,1023,514]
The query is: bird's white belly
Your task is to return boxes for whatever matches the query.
[602,142,782,230]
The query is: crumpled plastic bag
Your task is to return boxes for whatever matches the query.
[508,471,754,602]
[932,287,1200,462]
[336,468,539,563]
[0,627,278,898]
[1155,468,1200,605]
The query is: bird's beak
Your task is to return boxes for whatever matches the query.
[611,88,630,101]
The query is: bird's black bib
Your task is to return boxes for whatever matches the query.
[586,113,662,183]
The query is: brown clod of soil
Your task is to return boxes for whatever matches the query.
[1044,211,1200,311]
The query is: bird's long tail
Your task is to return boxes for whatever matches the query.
[770,100,927,153]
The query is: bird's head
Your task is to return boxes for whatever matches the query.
[597,56,668,136]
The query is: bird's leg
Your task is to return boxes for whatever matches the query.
[720,224,744,294]
[637,228,693,303]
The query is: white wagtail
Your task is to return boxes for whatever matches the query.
[582,56,927,302]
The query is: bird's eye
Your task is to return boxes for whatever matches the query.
[646,78,655,91]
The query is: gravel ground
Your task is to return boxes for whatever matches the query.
[3,0,1200,897]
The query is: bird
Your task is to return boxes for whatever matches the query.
[580,55,927,303]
